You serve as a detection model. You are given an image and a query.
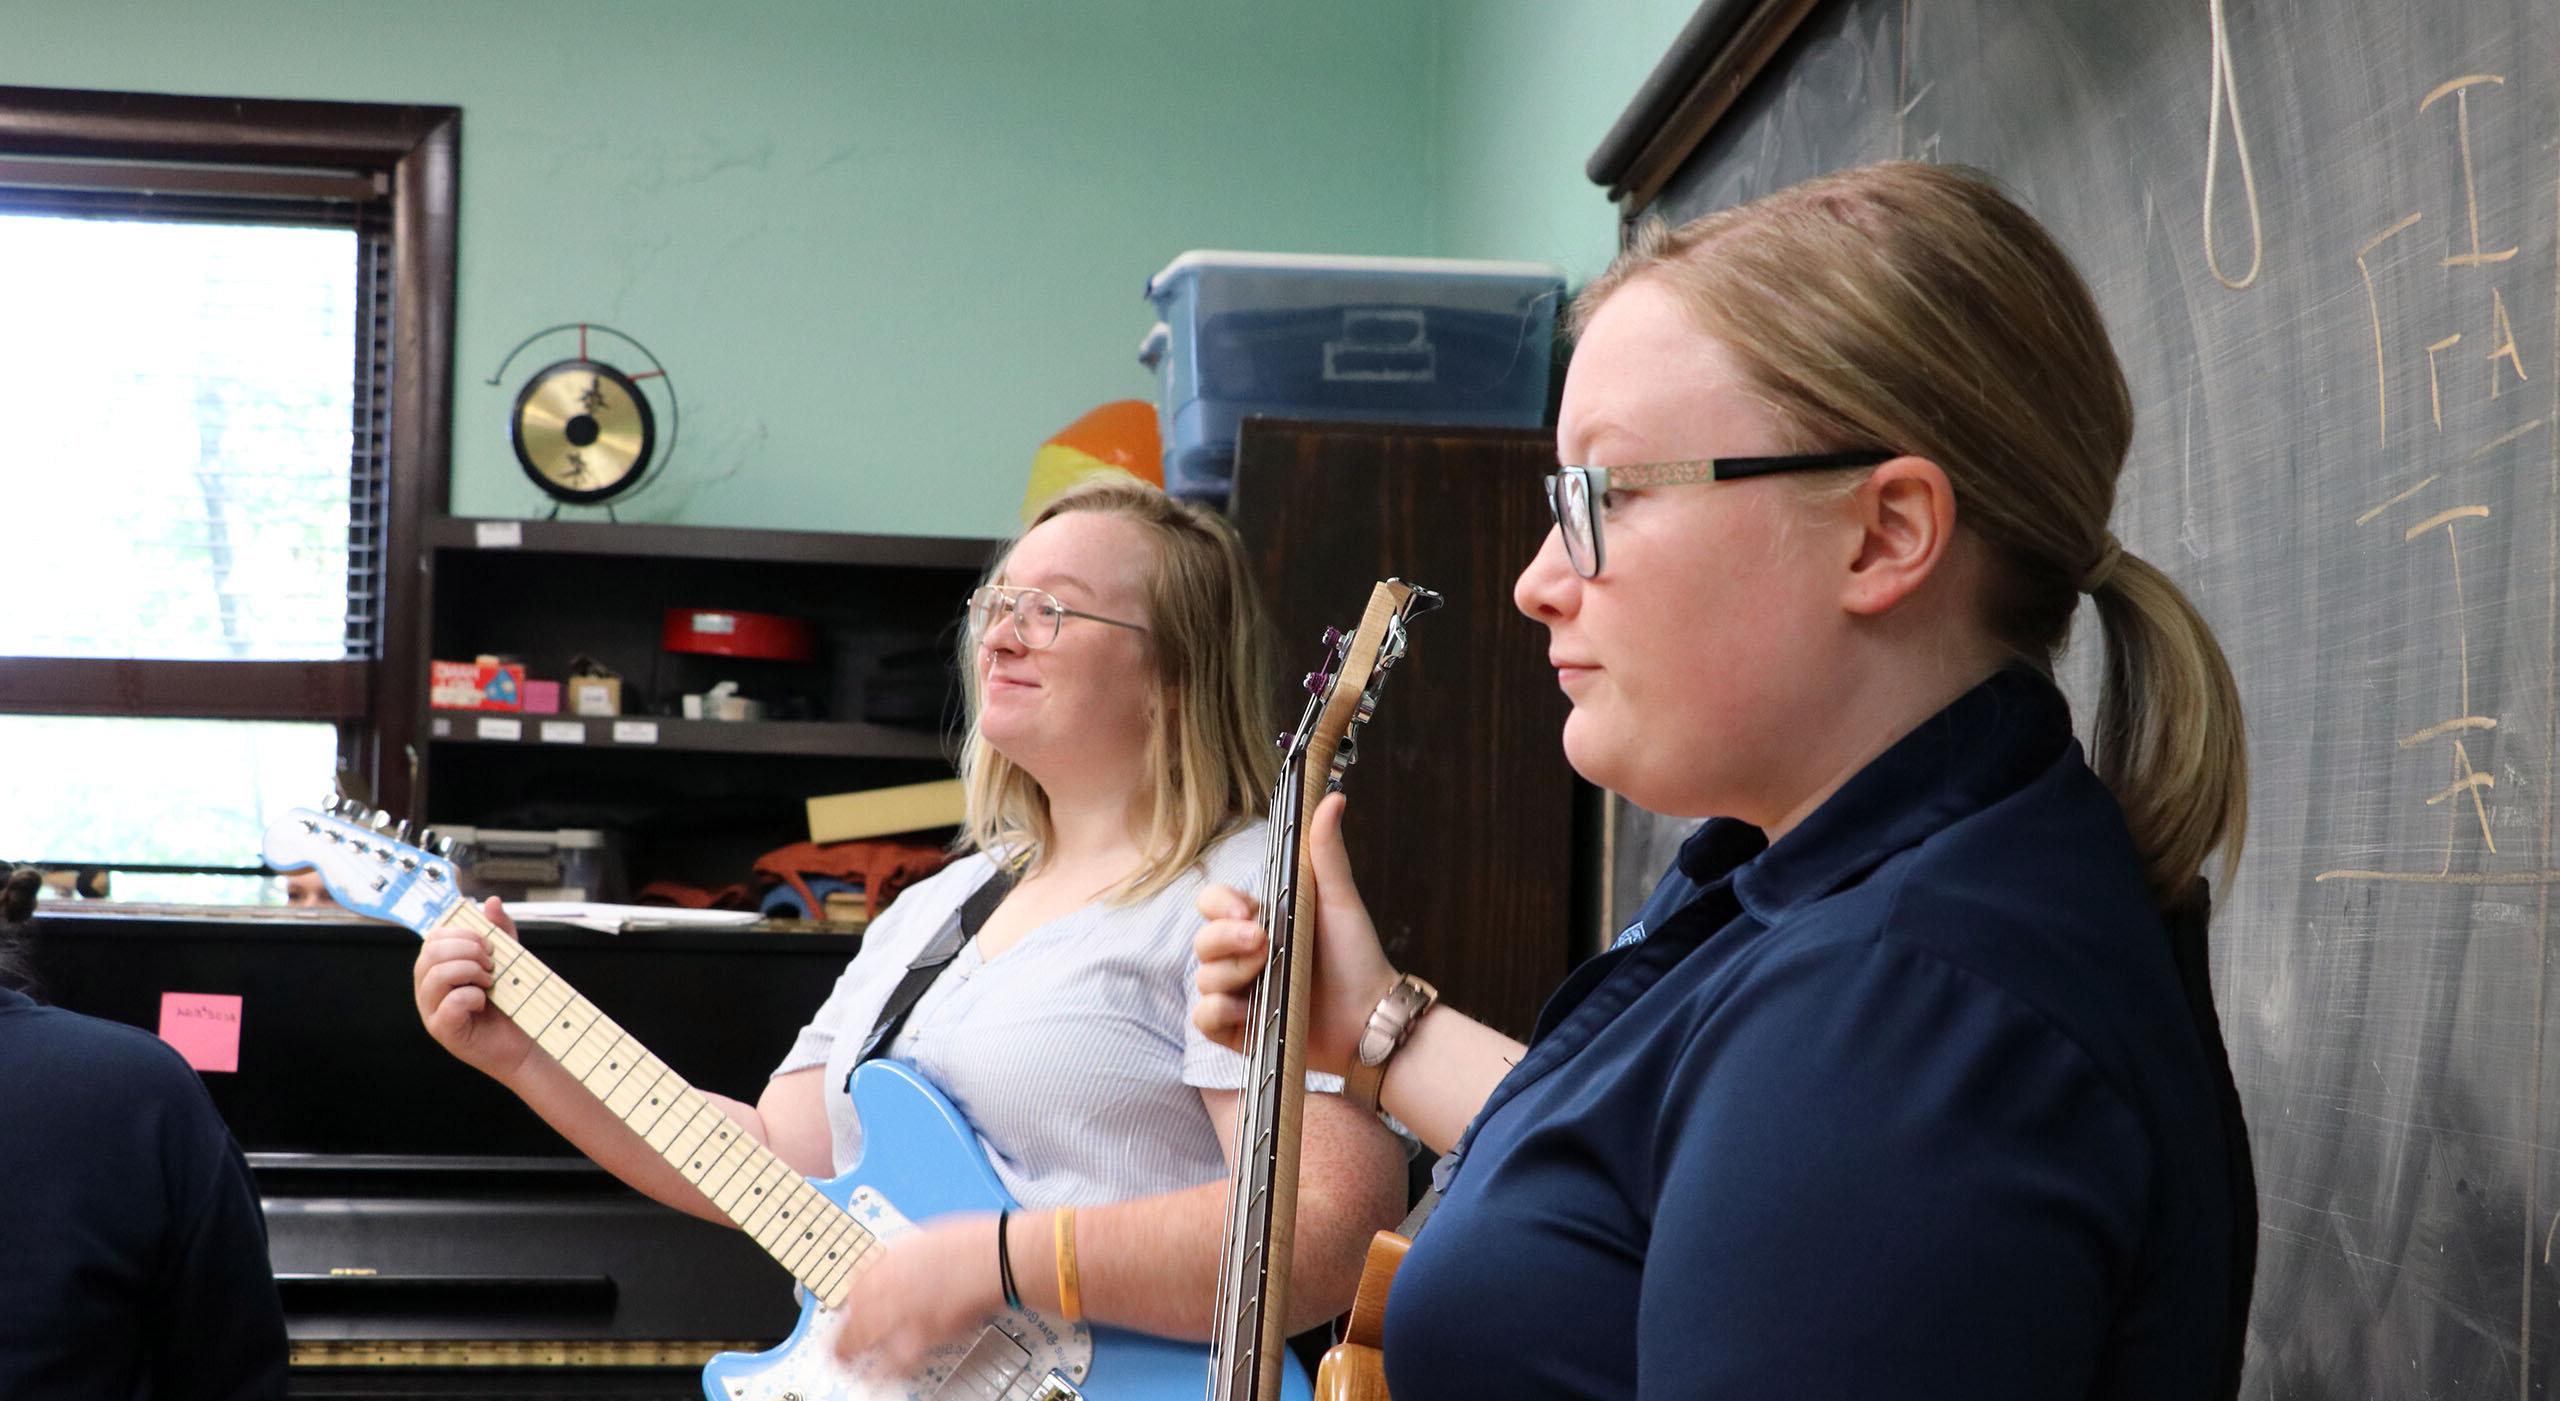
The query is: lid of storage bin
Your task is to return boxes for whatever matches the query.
[1147,249,1565,300]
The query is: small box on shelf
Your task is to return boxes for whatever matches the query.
[431,658,526,712]
[568,677,622,717]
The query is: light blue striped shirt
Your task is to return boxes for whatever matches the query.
[774,820,1318,1209]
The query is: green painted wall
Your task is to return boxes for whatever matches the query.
[0,0,1437,537]
[1423,0,1704,279]
[0,1,1697,535]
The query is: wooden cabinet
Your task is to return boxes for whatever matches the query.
[407,517,997,897]
[1232,420,1582,1042]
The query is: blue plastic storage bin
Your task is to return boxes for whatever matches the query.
[1142,251,1566,506]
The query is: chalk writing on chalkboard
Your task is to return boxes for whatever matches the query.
[2201,0,2263,291]
[2318,70,2540,888]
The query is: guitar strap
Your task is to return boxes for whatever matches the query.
[1395,1184,1442,1239]
[853,864,1018,1070]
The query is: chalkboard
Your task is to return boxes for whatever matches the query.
[1611,2,2560,1395]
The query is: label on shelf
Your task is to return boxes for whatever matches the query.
[475,521,524,549]
[612,720,660,745]
[476,717,523,742]
[539,720,586,745]
[431,716,451,738]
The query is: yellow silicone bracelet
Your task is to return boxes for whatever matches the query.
[1054,1206,1082,1322]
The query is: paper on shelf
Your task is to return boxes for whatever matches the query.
[504,902,764,935]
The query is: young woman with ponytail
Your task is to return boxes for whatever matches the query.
[1193,162,2255,1400]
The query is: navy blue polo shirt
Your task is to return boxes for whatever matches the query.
[0,985,288,1399]
[1382,668,2239,1400]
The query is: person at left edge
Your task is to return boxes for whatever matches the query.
[0,862,290,1399]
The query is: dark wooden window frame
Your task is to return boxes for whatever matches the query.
[0,86,458,816]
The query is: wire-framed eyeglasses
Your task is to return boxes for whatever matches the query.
[1544,451,1894,579]
[967,584,1149,650]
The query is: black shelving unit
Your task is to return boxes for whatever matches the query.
[414,517,1000,896]
[422,713,950,760]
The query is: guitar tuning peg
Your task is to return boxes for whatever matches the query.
[1335,736,1358,767]
[1302,671,1329,696]
[394,820,412,843]
[1274,732,1292,750]
[1321,626,1343,650]
[370,810,394,831]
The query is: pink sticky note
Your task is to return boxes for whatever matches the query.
[157,992,243,1074]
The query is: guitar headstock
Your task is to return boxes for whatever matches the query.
[1282,579,1441,796]
[260,797,468,935]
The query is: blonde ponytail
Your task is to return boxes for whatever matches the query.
[2088,553,2248,904]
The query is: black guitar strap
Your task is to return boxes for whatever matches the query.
[852,865,1018,1073]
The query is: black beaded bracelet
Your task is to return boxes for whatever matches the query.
[996,1209,1023,1311]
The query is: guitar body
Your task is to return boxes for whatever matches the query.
[1312,1347,1389,1401]
[700,1059,1312,1401]
[1312,1232,1405,1401]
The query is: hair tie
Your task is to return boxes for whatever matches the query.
[2078,535,2126,595]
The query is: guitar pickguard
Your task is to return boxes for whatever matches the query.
[709,1186,1094,1401]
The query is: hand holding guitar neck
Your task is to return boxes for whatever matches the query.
[1191,790,1400,1079]
[410,895,541,1083]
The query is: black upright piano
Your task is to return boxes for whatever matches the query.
[24,907,854,1399]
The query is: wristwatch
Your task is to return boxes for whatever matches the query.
[1344,973,1438,1115]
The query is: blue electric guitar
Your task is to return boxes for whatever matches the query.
[262,799,1260,1400]
[258,586,1432,1401]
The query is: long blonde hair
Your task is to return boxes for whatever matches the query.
[958,477,1278,901]
[1577,162,2246,906]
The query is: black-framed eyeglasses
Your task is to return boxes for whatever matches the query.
[967,584,1149,650]
[1543,452,1894,579]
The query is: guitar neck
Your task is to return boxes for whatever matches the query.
[439,904,877,1307]
[1212,581,1424,1401]
[1211,773,1320,1401]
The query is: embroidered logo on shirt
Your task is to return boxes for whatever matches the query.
[1610,921,1648,950]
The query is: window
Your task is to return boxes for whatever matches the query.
[0,87,457,901]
